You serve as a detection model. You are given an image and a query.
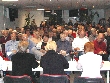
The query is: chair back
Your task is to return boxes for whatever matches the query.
[74,77,105,83]
[40,74,69,83]
[4,75,32,83]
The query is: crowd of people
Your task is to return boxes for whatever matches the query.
[0,22,110,82]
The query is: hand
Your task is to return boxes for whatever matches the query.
[98,51,103,54]
[74,47,80,51]
[103,51,106,54]
[40,49,46,53]
[12,50,17,54]
[60,50,66,56]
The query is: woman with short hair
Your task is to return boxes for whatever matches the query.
[77,42,103,78]
[40,41,69,75]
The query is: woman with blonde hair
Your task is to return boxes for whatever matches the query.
[40,41,69,75]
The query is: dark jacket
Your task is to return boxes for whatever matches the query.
[40,50,69,75]
[11,52,39,77]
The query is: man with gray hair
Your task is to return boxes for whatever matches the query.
[89,28,97,42]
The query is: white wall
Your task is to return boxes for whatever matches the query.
[0,6,5,30]
[30,10,45,27]
[105,9,110,25]
[4,9,29,29]
[90,9,105,24]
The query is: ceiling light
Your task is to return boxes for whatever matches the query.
[50,0,51,1]
[93,6,94,8]
[37,9,44,10]
[45,10,51,12]
[2,0,18,1]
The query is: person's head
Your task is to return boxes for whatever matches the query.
[22,34,28,41]
[33,31,40,38]
[18,41,29,52]
[18,33,22,41]
[107,28,110,36]
[60,33,66,41]
[63,30,68,37]
[20,28,25,34]
[57,26,62,32]
[3,30,9,37]
[49,31,53,38]
[42,34,49,43]
[96,33,104,43]
[84,42,94,53]
[16,27,20,32]
[45,41,57,51]
[25,28,30,36]
[79,30,86,38]
[68,29,73,35]
[91,28,96,36]
[11,33,16,41]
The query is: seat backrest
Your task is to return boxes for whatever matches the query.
[40,74,69,83]
[4,75,32,83]
[74,77,105,83]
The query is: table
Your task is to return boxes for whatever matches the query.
[1,61,110,83]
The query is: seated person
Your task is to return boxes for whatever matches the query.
[77,42,103,78]
[94,33,108,61]
[11,41,39,83]
[5,33,19,60]
[22,34,35,52]
[31,34,49,60]
[72,30,89,57]
[56,33,72,61]
[40,41,69,75]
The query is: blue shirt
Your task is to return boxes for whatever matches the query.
[5,40,19,52]
[5,40,19,60]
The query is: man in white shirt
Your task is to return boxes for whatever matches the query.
[72,30,89,57]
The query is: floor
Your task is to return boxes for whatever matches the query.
[70,71,107,83]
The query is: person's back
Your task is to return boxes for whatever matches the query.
[78,52,102,78]
[77,42,103,78]
[40,41,69,75]
[12,52,38,76]
[40,50,69,75]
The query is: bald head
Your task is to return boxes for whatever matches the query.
[97,33,104,42]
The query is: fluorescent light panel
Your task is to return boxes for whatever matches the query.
[37,9,44,10]
[2,0,18,1]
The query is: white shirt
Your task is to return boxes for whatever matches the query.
[77,52,102,78]
[72,36,89,51]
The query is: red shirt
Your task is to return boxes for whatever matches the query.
[93,39,107,54]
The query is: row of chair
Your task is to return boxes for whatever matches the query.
[3,74,105,83]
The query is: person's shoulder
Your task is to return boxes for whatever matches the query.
[6,40,11,43]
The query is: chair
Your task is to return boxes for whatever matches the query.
[74,77,105,83]
[40,74,70,83]
[4,75,33,83]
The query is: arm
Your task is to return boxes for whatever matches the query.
[32,54,39,68]
[61,55,69,69]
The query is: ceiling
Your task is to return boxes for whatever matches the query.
[1,0,110,10]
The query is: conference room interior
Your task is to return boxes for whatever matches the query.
[1,0,110,83]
